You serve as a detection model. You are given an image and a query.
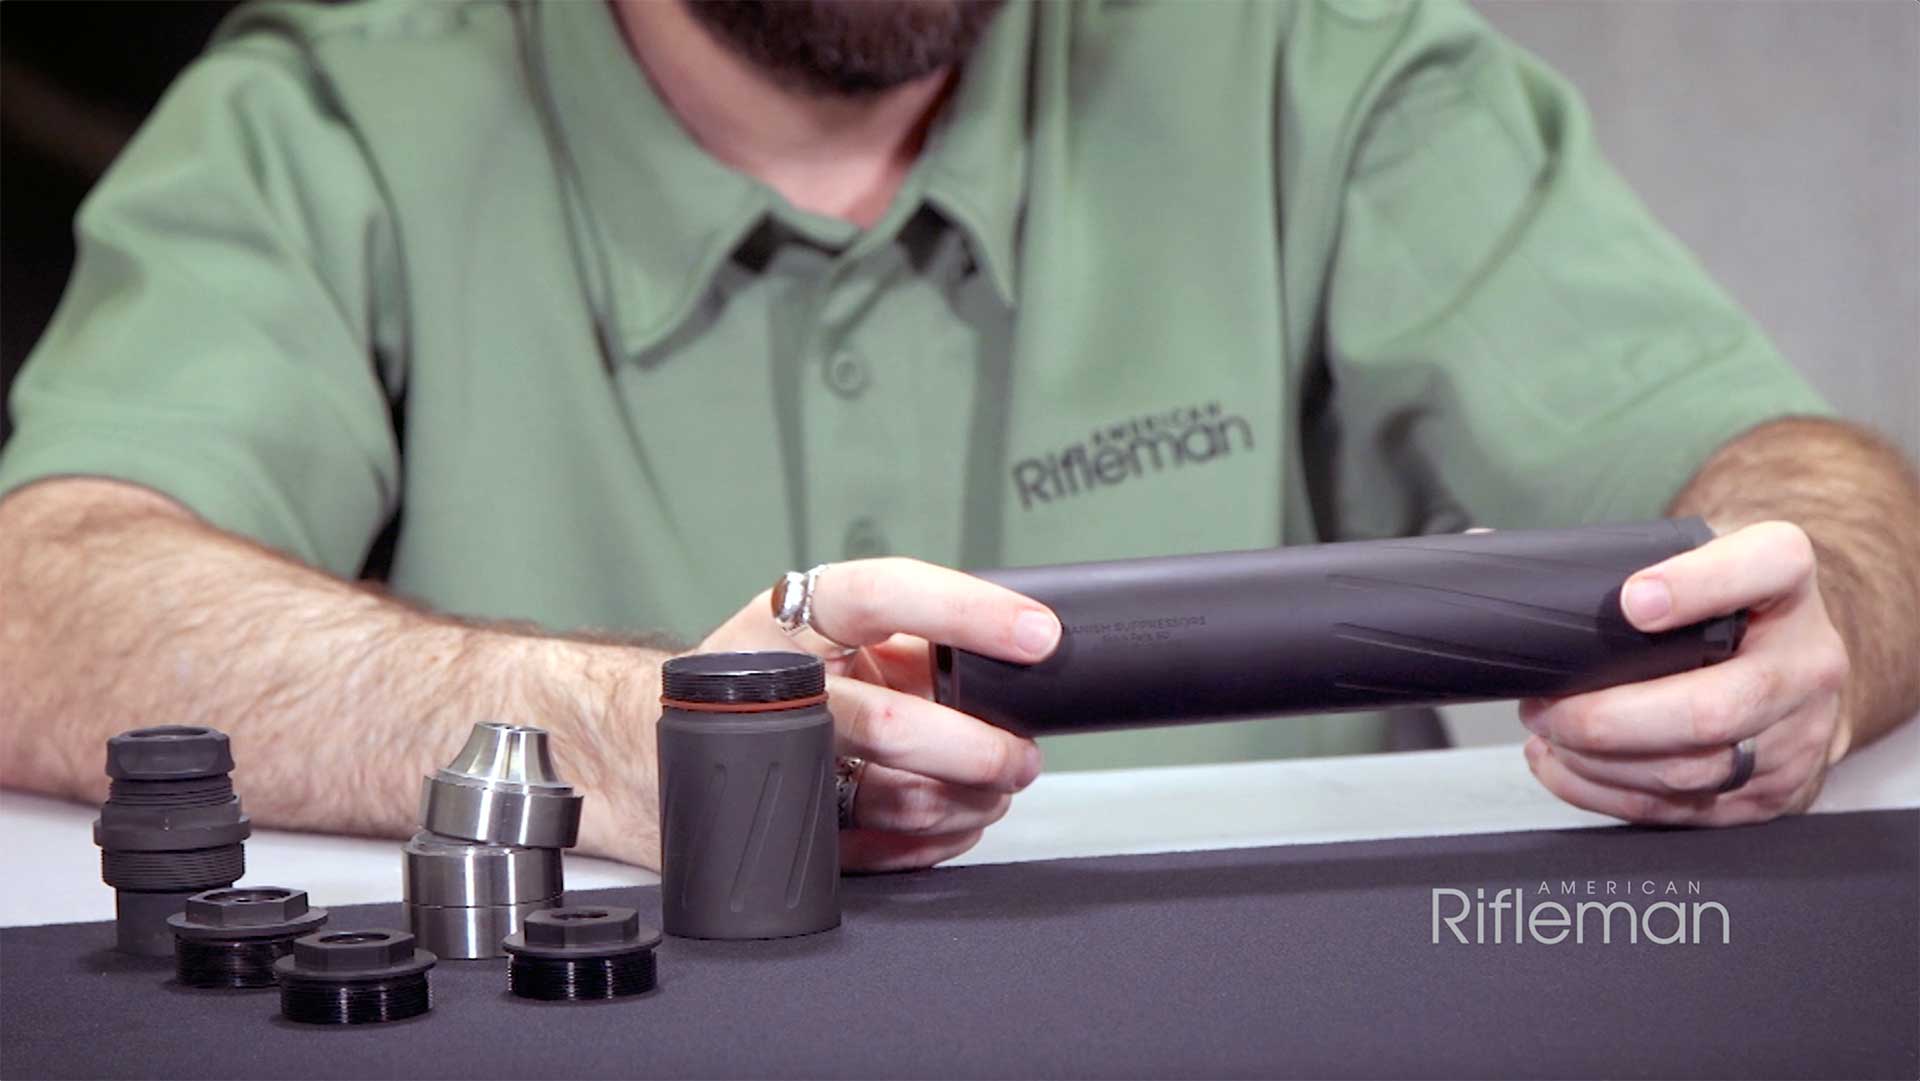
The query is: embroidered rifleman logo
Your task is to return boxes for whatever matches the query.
[1011,401,1254,510]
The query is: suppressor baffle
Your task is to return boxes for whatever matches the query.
[419,721,583,849]
[168,886,328,989]
[502,905,661,1002]
[94,726,253,957]
[405,722,581,958]
[275,929,436,1025]
[403,831,563,960]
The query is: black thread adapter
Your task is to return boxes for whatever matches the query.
[167,886,328,989]
[502,906,661,1001]
[275,929,436,1025]
[93,726,252,957]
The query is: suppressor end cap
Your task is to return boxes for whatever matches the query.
[504,906,660,958]
[105,726,234,781]
[168,886,328,940]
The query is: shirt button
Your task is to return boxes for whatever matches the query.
[825,349,871,399]
[843,517,888,560]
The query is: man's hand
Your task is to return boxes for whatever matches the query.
[699,559,1060,873]
[1520,521,1852,825]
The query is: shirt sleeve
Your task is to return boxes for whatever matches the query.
[1307,0,1832,540]
[0,30,401,577]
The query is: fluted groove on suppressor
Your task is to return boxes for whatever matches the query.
[731,762,785,912]
[1329,624,1578,676]
[1325,572,1632,635]
[785,761,830,909]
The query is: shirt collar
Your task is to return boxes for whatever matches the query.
[916,1,1031,307]
[532,0,1030,359]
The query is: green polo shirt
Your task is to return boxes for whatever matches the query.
[0,0,1827,770]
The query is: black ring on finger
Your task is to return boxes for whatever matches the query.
[1717,735,1759,793]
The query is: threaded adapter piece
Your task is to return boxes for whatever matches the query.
[501,906,661,1002]
[94,726,252,957]
[274,929,435,1025]
[168,886,329,989]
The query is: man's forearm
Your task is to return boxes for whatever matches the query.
[1669,416,1920,751]
[0,478,669,865]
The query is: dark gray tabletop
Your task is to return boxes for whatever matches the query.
[2,808,1915,1080]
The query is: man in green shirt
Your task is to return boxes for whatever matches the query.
[1,0,1915,871]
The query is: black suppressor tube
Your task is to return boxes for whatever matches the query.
[168,886,328,989]
[501,906,661,1001]
[657,652,840,940]
[934,519,1747,737]
[94,726,253,957]
[275,930,436,1025]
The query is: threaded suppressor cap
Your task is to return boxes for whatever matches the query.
[419,722,583,848]
[502,906,661,1001]
[274,929,436,1025]
[168,886,328,989]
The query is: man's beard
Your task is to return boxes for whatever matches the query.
[684,0,1007,98]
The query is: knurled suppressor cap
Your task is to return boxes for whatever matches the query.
[167,886,328,989]
[419,722,583,849]
[94,726,253,957]
[274,929,436,1025]
[402,831,563,960]
[502,906,661,1001]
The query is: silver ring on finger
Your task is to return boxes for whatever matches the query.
[1717,735,1759,793]
[771,564,860,660]
[835,756,868,830]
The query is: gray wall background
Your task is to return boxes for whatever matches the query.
[1451,0,1918,748]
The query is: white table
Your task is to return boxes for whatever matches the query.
[5,718,1915,928]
